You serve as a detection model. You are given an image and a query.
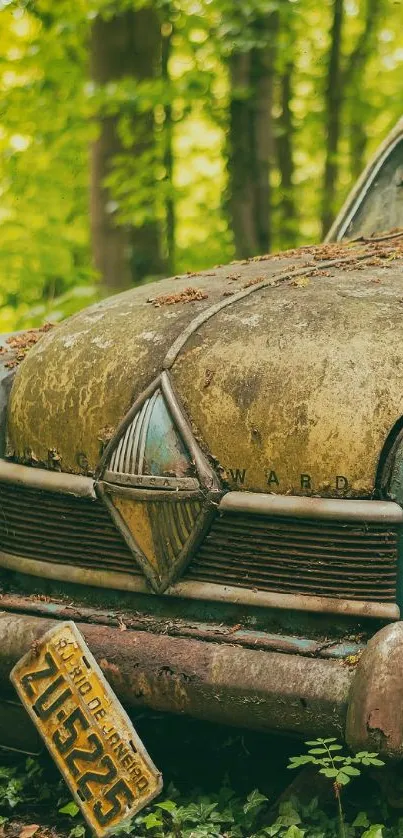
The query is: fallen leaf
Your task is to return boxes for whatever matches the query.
[20,824,40,838]
[204,369,214,388]
[147,287,208,306]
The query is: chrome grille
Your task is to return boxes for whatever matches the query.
[186,511,399,601]
[0,483,399,604]
[0,483,138,574]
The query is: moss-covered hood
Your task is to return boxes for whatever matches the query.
[7,233,403,497]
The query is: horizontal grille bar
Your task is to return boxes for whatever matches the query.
[0,480,399,606]
[0,483,139,574]
[221,491,403,523]
[186,511,399,601]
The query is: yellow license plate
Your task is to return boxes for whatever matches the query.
[10,621,162,837]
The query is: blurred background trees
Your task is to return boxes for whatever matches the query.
[0,0,401,328]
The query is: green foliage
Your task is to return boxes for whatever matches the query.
[59,801,81,817]
[0,766,24,809]
[0,751,403,838]
[288,739,385,788]
[0,755,53,811]
[0,0,402,328]
[125,785,403,838]
[118,786,325,837]
[68,827,86,838]
[0,0,95,330]
[288,739,385,838]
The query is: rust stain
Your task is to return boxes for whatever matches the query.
[346,622,403,759]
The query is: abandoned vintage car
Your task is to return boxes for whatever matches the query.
[0,118,402,760]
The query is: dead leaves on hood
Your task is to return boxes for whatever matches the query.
[147,287,208,307]
[0,324,54,369]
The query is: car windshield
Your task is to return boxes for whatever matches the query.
[335,134,403,240]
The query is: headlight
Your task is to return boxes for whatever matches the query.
[98,372,220,592]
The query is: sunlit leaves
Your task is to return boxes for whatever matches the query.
[0,0,402,328]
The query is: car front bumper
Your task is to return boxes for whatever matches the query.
[0,601,402,759]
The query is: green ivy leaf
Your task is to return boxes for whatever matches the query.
[363,758,385,767]
[340,765,360,777]
[283,826,305,838]
[243,790,268,813]
[261,826,282,837]
[352,812,370,828]
[5,779,25,809]
[288,756,314,769]
[361,826,384,838]
[155,800,178,813]
[276,800,302,827]
[143,812,163,829]
[59,802,80,817]
[335,772,351,786]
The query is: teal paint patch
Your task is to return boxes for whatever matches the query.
[0,568,381,648]
[145,392,192,477]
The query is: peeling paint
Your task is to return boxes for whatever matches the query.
[139,331,162,343]
[346,622,403,759]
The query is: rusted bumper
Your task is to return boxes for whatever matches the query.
[0,611,353,739]
[0,611,402,758]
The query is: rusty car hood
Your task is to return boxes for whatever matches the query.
[6,233,403,497]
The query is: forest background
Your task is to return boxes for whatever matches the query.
[0,0,402,331]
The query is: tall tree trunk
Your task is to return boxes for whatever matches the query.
[321,0,345,238]
[91,7,164,294]
[343,0,381,88]
[228,51,258,258]
[343,0,382,182]
[349,118,367,182]
[277,61,296,248]
[251,15,278,255]
[162,21,175,275]
[90,13,132,294]
[228,13,278,259]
